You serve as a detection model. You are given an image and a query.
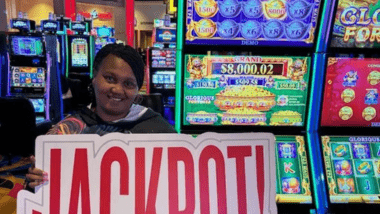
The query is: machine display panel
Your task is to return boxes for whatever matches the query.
[183,55,311,126]
[96,26,114,38]
[11,66,45,88]
[275,135,312,203]
[152,71,176,89]
[151,49,176,68]
[322,136,380,203]
[71,38,89,67]
[155,28,176,43]
[331,0,380,48]
[11,36,44,57]
[30,98,45,113]
[321,58,380,127]
[185,0,322,47]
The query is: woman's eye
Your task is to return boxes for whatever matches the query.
[104,76,115,82]
[124,81,137,88]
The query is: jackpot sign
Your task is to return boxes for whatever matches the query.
[17,133,277,214]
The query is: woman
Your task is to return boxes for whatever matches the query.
[26,44,176,188]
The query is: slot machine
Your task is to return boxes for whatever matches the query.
[176,0,327,213]
[40,13,64,123]
[6,14,59,123]
[149,26,177,126]
[313,1,380,213]
[67,16,95,89]
[95,26,116,55]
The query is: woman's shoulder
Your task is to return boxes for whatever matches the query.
[132,108,177,133]
[46,114,87,135]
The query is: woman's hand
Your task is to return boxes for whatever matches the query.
[25,156,49,189]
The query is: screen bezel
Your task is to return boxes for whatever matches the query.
[182,0,325,50]
[319,54,380,136]
[180,53,314,133]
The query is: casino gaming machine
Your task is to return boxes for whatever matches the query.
[148,24,177,125]
[6,14,61,123]
[316,0,380,213]
[176,0,326,213]
[40,13,64,123]
[67,17,95,88]
[95,26,116,55]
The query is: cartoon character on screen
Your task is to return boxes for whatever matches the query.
[343,70,359,87]
[365,89,378,105]
[265,75,275,88]
[187,57,206,79]
[219,75,228,88]
[289,59,307,81]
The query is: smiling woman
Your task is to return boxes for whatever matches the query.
[46,44,176,135]
[26,44,176,189]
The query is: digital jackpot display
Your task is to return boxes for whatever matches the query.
[71,38,89,67]
[155,28,176,43]
[183,55,311,126]
[321,58,380,127]
[275,136,312,203]
[331,0,380,48]
[322,136,380,203]
[185,0,322,47]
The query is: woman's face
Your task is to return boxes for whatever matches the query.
[92,54,139,121]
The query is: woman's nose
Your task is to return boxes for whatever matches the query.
[111,84,124,94]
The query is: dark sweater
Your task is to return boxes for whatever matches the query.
[47,107,177,135]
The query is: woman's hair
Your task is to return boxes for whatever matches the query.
[93,44,145,89]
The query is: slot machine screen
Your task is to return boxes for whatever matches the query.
[11,66,45,89]
[185,0,322,47]
[30,98,45,113]
[151,49,176,68]
[96,26,114,38]
[71,38,89,67]
[152,71,176,90]
[321,58,380,127]
[275,135,312,203]
[331,0,380,48]
[322,136,380,203]
[10,36,44,57]
[183,55,311,126]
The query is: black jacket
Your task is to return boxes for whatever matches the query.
[47,107,177,135]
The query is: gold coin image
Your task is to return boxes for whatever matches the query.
[341,88,355,103]
[368,71,380,85]
[362,107,376,121]
[339,106,353,121]
[194,0,219,18]
[194,19,217,38]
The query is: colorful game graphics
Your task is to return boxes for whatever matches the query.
[185,0,322,47]
[275,136,312,203]
[321,58,380,127]
[183,55,310,126]
[322,136,380,203]
[331,0,380,48]
[71,38,88,67]
[151,49,176,68]
[11,36,44,56]
[11,67,45,88]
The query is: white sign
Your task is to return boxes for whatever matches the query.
[17,132,277,214]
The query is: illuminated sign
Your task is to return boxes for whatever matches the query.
[41,20,59,31]
[332,1,380,48]
[11,19,30,30]
[71,22,87,32]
